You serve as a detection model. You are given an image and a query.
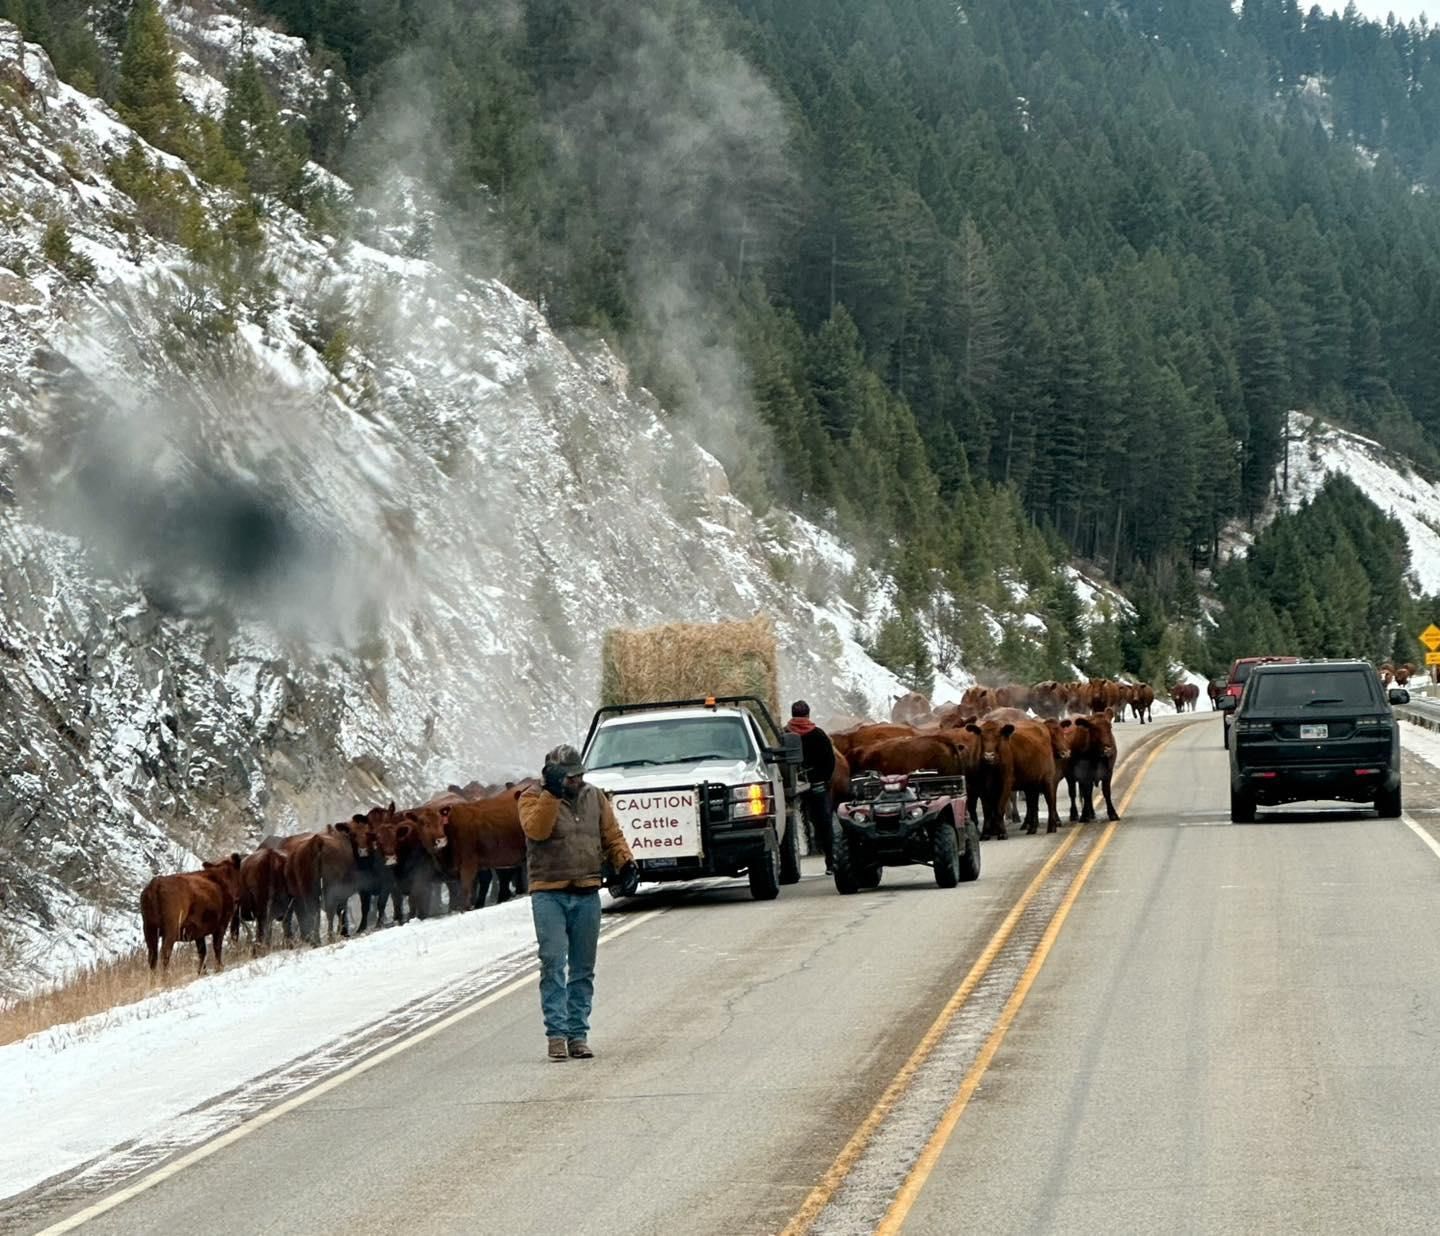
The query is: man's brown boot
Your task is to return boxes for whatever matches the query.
[547,1037,569,1062]
[567,1039,594,1059]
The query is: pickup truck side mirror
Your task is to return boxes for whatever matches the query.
[1389,688,1411,706]
[1218,695,1238,712]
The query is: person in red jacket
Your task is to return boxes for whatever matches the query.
[518,744,636,1062]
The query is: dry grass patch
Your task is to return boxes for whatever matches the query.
[0,949,216,1048]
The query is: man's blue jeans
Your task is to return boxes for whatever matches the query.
[531,889,602,1040]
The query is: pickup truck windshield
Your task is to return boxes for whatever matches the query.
[1248,671,1376,710]
[587,716,756,769]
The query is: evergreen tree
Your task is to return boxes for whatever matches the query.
[117,0,189,155]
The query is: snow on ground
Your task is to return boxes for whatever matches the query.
[0,903,549,1198]
[1401,721,1440,771]
[1225,411,1440,594]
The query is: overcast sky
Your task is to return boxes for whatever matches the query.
[1341,1,1433,23]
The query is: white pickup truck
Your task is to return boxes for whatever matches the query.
[580,695,806,900]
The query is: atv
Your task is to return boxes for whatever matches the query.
[832,771,981,894]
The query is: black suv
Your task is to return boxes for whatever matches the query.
[1228,660,1408,822]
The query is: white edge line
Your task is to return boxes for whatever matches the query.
[32,907,667,1235]
[1402,814,1440,863]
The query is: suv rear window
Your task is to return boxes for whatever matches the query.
[1248,670,1377,710]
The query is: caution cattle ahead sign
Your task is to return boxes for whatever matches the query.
[1421,624,1440,652]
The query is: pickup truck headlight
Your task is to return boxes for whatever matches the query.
[729,783,771,819]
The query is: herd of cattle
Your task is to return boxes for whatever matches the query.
[140,675,1204,975]
[825,676,1179,853]
[140,779,535,973]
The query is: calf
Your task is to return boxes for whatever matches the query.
[141,855,243,972]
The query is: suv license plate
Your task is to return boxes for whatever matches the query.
[1300,724,1329,740]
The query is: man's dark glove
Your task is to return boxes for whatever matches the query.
[610,860,640,898]
[542,762,568,798]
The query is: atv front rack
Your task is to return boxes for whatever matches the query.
[847,769,967,803]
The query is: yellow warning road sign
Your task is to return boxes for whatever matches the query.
[1421,624,1440,651]
[1426,652,1440,666]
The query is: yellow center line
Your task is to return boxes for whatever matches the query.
[874,725,1183,1235]
[779,723,1182,1236]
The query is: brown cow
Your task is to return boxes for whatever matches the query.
[848,733,970,778]
[1131,684,1155,724]
[1206,680,1224,710]
[831,723,915,762]
[1063,710,1120,823]
[269,830,361,943]
[443,788,529,912]
[393,807,456,917]
[1029,682,1064,720]
[238,847,291,953]
[966,717,1059,838]
[890,692,933,726]
[141,855,244,972]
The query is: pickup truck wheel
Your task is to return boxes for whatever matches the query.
[1376,785,1402,819]
[779,810,803,885]
[748,838,781,900]
[831,828,860,895]
[957,814,982,883]
[933,819,961,888]
[1230,790,1255,824]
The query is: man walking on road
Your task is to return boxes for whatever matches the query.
[519,744,636,1062]
[785,701,837,874]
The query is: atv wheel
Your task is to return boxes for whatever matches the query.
[957,814,982,883]
[779,808,803,885]
[933,819,962,888]
[831,827,861,894]
[749,836,781,900]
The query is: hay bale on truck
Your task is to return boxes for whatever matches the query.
[586,615,804,900]
[599,614,780,718]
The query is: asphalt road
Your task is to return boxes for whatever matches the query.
[898,713,1440,1235]
[48,707,1425,1236]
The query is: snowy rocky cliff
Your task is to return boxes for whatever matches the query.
[0,14,950,994]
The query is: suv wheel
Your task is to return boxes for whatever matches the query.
[779,809,802,885]
[1222,714,1231,750]
[748,836,781,900]
[957,814,982,883]
[859,866,882,890]
[831,827,861,895]
[1230,790,1255,824]
[933,819,962,888]
[1376,785,1402,819]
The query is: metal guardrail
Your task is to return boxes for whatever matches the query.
[1396,685,1440,733]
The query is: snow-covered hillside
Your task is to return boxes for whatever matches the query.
[0,11,1113,996]
[1223,410,1440,594]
